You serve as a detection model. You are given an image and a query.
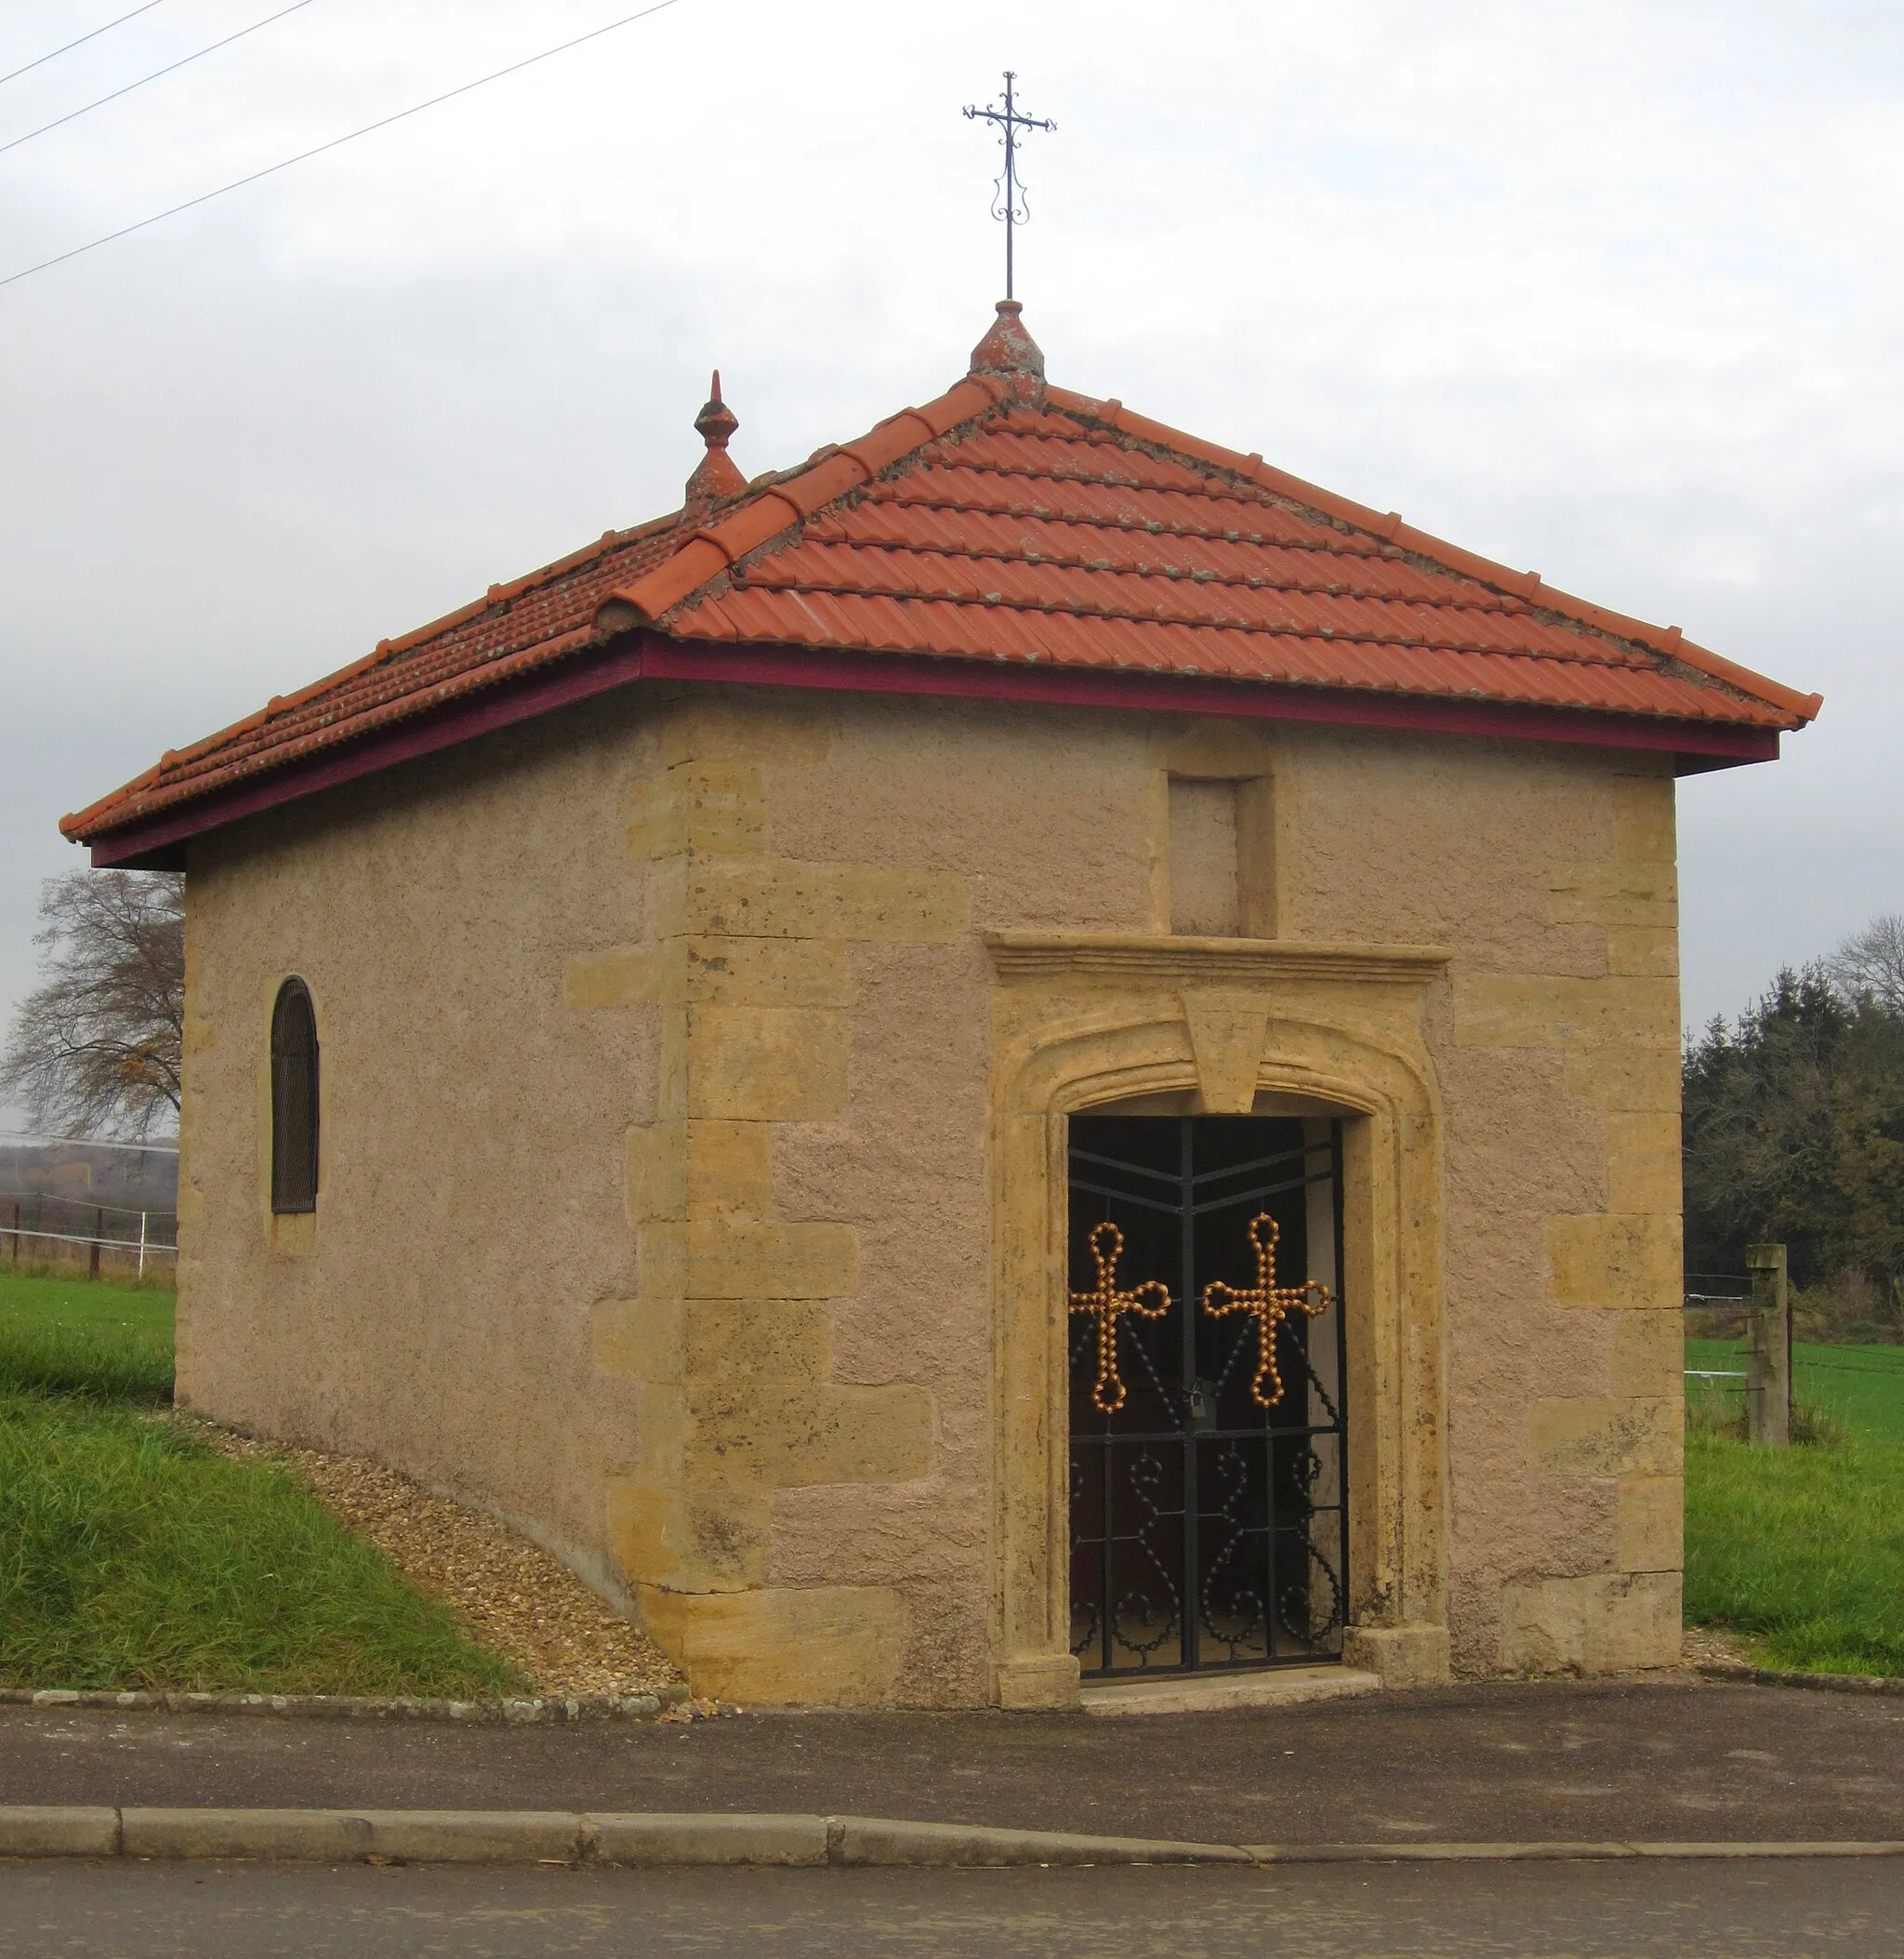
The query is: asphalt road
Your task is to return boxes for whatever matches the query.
[2,1857,1900,1957]
[3,1678,1901,1846]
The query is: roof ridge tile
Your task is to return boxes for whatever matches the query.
[593,377,1008,631]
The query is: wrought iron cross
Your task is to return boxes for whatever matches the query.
[1201,1213,1332,1410]
[963,71,1055,302]
[1069,1221,1170,1416]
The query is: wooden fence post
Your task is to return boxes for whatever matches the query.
[88,1206,102,1282]
[1745,1242,1791,1446]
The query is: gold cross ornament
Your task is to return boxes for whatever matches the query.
[1200,1212,1331,1409]
[1069,1220,1171,1415]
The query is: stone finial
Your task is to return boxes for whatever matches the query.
[684,369,746,512]
[969,299,1046,391]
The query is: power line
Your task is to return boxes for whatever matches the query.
[0,0,688,292]
[0,2,170,92]
[0,1,315,161]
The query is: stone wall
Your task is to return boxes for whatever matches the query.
[176,679,1683,1704]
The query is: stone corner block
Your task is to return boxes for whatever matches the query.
[687,1380,933,1488]
[1611,1310,1684,1398]
[1563,1043,1682,1115]
[993,1652,1082,1711]
[1528,1395,1681,1478]
[1453,974,1676,1051]
[610,1479,768,1596]
[1547,1212,1682,1310]
[1617,1475,1685,1574]
[686,1005,848,1121]
[639,1582,905,1707]
[688,860,970,944]
[661,700,833,771]
[1342,1622,1452,1688]
[1498,1570,1683,1674]
[567,948,671,1011]
[686,1219,860,1299]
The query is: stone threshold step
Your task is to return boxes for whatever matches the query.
[1080,1664,1382,1716]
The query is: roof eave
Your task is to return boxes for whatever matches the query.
[76,629,1787,870]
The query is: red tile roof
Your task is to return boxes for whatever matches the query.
[66,306,1819,858]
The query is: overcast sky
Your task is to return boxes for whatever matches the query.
[3,0,1899,1131]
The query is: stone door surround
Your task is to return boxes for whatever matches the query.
[984,932,1455,1709]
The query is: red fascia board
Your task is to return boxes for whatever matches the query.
[634,642,1780,762]
[85,630,1779,869]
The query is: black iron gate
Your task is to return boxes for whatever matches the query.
[1067,1115,1348,1675]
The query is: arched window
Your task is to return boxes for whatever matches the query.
[271,978,320,1214]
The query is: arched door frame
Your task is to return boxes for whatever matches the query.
[983,932,1455,1708]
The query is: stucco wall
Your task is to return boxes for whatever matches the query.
[177,680,1681,1703]
[178,700,664,1602]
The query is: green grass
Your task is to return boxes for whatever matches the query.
[0,1395,527,1694]
[0,1269,527,1697]
[1685,1331,1904,1675]
[1685,1430,1904,1676]
[0,1271,178,1333]
[0,1271,175,1404]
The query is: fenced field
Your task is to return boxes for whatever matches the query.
[1685,1323,1904,1675]
[1686,1336,1904,1444]
[1,1189,178,1285]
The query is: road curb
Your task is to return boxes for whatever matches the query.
[2,1808,1902,1869]
[1248,1839,1904,1862]
[1695,1662,1904,1697]
[0,1687,690,1724]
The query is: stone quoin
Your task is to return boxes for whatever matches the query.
[64,305,1819,1708]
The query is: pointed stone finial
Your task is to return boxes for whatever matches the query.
[684,369,746,512]
[969,299,1046,388]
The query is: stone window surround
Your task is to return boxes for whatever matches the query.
[984,931,1455,1709]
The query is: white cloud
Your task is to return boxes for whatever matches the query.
[1,0,1900,1091]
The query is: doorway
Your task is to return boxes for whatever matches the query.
[1067,1114,1348,1675]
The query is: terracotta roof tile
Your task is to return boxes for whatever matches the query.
[66,311,1818,849]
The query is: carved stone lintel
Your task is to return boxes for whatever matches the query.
[985,932,1452,989]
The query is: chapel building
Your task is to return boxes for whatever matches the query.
[65,304,1820,1708]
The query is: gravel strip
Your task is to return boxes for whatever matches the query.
[195,1423,689,1705]
[1680,1625,1760,1670]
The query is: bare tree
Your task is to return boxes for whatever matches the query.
[1831,912,1904,1017]
[0,870,184,1140]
